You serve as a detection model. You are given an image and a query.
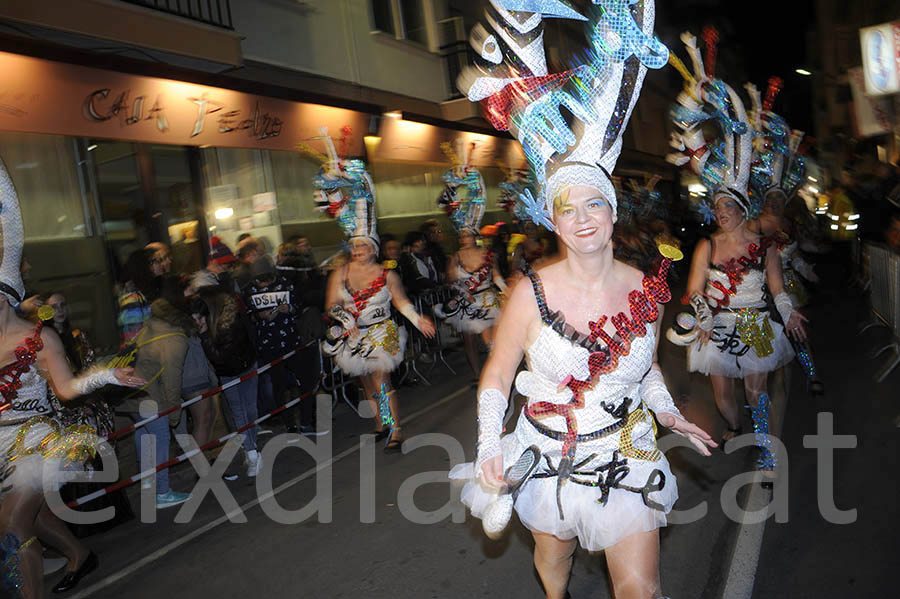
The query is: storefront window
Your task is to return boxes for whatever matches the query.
[201,147,284,253]
[0,132,88,240]
[269,150,332,224]
[149,145,206,275]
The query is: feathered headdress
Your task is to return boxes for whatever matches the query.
[438,140,487,234]
[667,29,754,217]
[301,126,379,248]
[0,157,25,305]
[745,77,807,202]
[458,0,669,231]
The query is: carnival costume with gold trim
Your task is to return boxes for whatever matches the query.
[435,140,503,335]
[449,0,684,550]
[307,128,407,376]
[667,33,795,378]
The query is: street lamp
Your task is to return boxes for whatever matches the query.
[795,68,812,76]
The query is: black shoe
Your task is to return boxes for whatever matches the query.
[52,552,98,594]
[372,429,389,442]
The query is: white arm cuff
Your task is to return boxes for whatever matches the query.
[773,291,793,325]
[640,368,682,419]
[475,389,507,475]
[71,368,120,396]
[690,292,714,331]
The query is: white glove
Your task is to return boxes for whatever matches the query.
[328,305,356,330]
[690,292,714,331]
[399,304,421,330]
[640,368,683,419]
[71,368,120,396]
[773,291,793,325]
[475,389,507,477]
[791,255,819,283]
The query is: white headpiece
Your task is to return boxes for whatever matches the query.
[745,77,808,202]
[438,140,487,234]
[0,157,25,304]
[458,0,669,231]
[667,30,754,217]
[302,127,379,248]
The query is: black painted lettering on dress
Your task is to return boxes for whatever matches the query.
[11,399,48,413]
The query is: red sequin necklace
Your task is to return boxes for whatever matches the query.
[704,236,776,314]
[463,251,494,293]
[0,323,44,411]
[347,269,387,318]
[523,258,674,479]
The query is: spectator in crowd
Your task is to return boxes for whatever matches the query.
[380,234,402,270]
[243,255,321,436]
[421,219,447,279]
[117,248,160,346]
[119,277,193,509]
[400,231,439,295]
[234,237,265,289]
[237,233,252,245]
[489,222,513,280]
[886,212,900,253]
[192,236,238,293]
[511,220,546,270]
[145,242,172,277]
[179,310,217,449]
[194,286,263,477]
[45,292,94,372]
[277,240,325,310]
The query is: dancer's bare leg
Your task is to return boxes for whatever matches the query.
[463,333,480,376]
[34,505,89,572]
[710,375,740,439]
[0,489,45,599]
[532,532,577,599]
[605,529,661,599]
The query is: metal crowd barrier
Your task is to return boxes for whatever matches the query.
[397,287,457,386]
[860,242,900,382]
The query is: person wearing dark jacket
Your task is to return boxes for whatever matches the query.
[193,287,263,477]
[400,231,439,295]
[243,255,324,436]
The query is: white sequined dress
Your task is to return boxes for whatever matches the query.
[441,259,501,335]
[324,273,407,377]
[451,271,679,551]
[688,255,794,378]
[0,329,91,497]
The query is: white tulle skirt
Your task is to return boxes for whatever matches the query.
[441,289,501,335]
[327,319,407,377]
[688,309,795,378]
[0,417,93,497]
[450,412,677,552]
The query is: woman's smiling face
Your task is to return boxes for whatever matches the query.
[553,185,615,254]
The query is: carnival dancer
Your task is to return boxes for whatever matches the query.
[434,140,506,376]
[305,128,435,453]
[667,32,802,484]
[0,158,145,599]
[745,78,825,395]
[450,3,715,598]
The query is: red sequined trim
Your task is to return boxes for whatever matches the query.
[463,252,495,294]
[0,323,44,407]
[526,258,673,462]
[349,270,387,317]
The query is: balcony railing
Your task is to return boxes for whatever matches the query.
[119,0,233,30]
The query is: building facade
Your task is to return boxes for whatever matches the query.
[0,0,676,350]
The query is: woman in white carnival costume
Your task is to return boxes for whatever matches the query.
[435,140,506,376]
[0,158,145,598]
[744,77,824,396]
[667,33,803,482]
[308,129,435,453]
[450,3,715,598]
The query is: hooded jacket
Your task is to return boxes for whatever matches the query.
[118,299,191,425]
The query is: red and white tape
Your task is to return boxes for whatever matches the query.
[66,388,318,508]
[102,346,306,443]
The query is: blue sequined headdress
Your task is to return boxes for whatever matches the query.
[745,77,807,203]
[302,127,379,248]
[667,31,754,218]
[438,140,487,234]
[458,0,669,231]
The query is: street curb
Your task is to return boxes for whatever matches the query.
[719,367,792,599]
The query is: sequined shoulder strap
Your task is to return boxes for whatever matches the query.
[522,264,551,324]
